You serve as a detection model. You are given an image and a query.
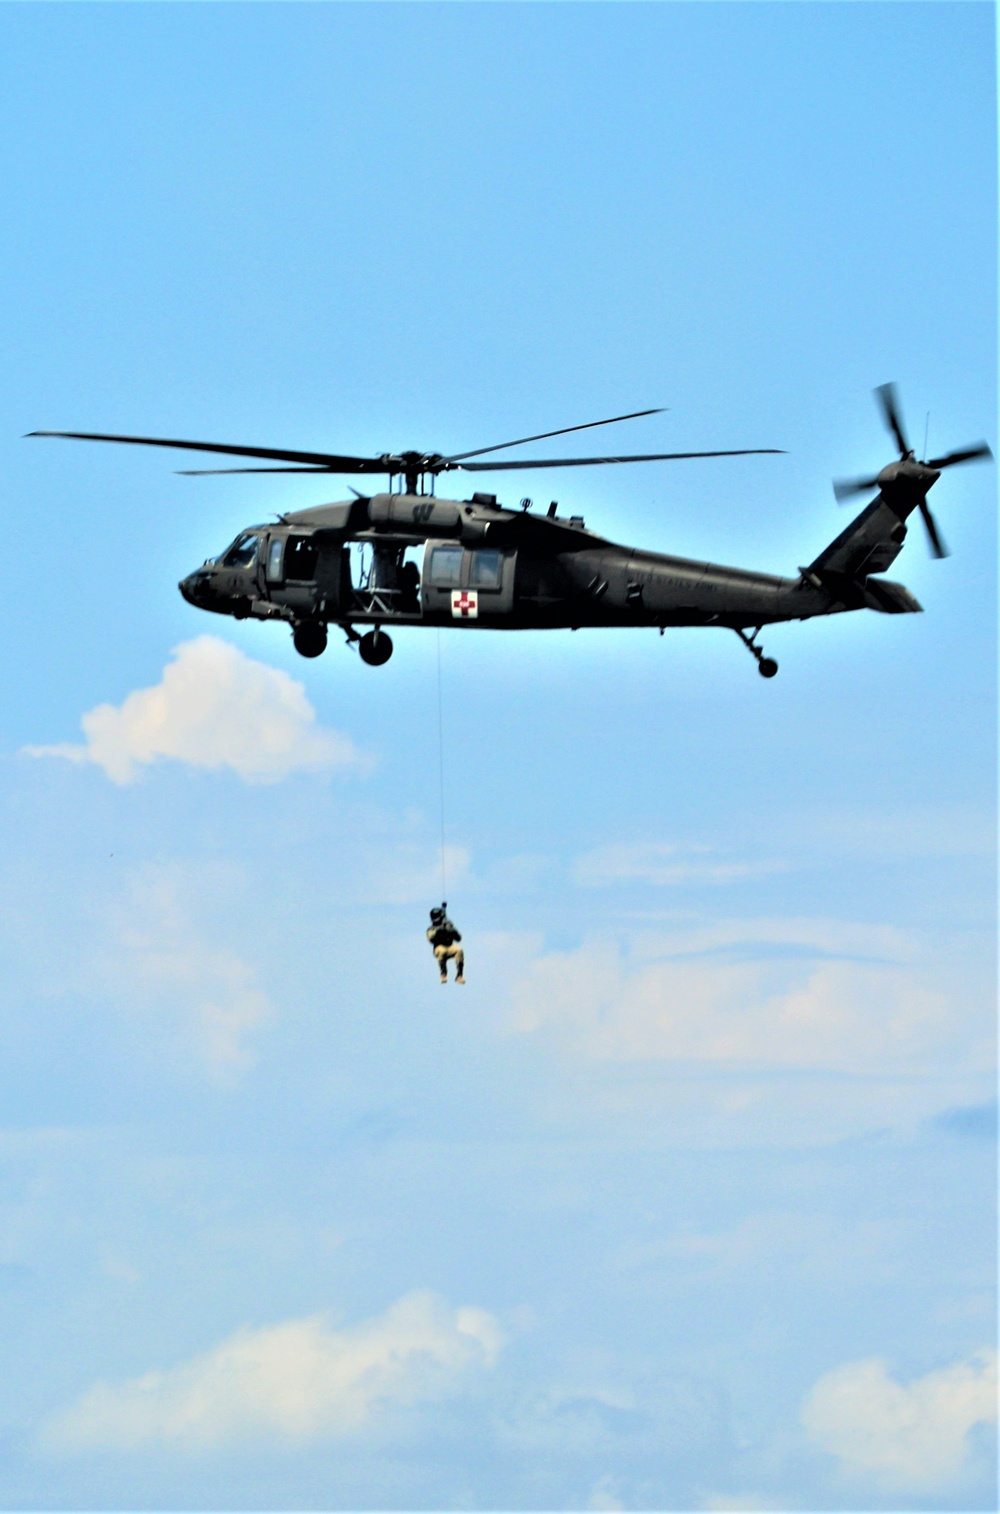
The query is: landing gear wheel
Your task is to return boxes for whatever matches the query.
[293,622,327,659]
[734,627,777,679]
[359,630,393,666]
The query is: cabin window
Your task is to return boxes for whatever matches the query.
[470,550,502,589]
[223,531,260,568]
[429,545,463,586]
[284,535,318,581]
[266,537,284,582]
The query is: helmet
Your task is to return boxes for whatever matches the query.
[429,907,445,923]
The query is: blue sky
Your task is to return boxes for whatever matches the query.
[0,3,996,1509]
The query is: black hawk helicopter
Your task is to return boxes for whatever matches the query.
[30,386,990,676]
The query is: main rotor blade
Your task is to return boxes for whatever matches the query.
[176,467,340,475]
[925,442,993,469]
[443,408,665,464]
[456,448,784,472]
[919,500,949,559]
[875,383,910,458]
[833,474,881,503]
[27,429,384,472]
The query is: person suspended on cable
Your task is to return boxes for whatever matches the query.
[427,904,465,984]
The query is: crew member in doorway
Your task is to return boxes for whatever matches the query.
[427,905,465,984]
[399,559,420,613]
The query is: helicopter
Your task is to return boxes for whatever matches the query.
[30,387,991,677]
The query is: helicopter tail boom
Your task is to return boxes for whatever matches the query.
[809,493,915,581]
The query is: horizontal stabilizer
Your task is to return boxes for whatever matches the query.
[862,578,923,614]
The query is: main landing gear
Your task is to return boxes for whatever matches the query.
[358,629,393,666]
[313,624,394,665]
[734,626,778,678]
[291,622,393,666]
[293,622,327,658]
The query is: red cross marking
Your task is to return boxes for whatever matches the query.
[452,590,478,618]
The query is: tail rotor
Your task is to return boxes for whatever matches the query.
[833,383,992,560]
[874,382,912,460]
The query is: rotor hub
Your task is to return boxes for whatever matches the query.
[876,458,941,494]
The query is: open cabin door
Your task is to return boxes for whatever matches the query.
[263,531,351,619]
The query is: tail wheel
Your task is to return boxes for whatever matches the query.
[758,657,778,678]
[359,630,393,666]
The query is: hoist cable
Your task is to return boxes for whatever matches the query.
[435,628,447,902]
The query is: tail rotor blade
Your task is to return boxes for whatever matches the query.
[833,474,880,503]
[925,442,993,470]
[875,383,910,457]
[919,501,949,559]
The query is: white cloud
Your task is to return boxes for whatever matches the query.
[587,1475,626,1510]
[510,935,955,1076]
[702,1496,796,1511]
[500,919,992,1143]
[498,1385,645,1455]
[112,869,272,1077]
[362,845,549,906]
[364,842,471,905]
[43,1291,502,1453]
[573,842,785,888]
[614,1208,897,1286]
[628,916,914,963]
[774,804,995,861]
[24,635,364,784]
[801,1348,997,1492]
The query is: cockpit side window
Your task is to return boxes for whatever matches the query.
[266,537,284,582]
[223,531,260,568]
[428,545,463,586]
[470,549,502,589]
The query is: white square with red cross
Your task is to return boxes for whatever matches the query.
[451,589,479,619]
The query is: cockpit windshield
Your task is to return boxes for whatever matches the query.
[222,531,260,568]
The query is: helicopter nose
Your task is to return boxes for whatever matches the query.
[179,570,213,605]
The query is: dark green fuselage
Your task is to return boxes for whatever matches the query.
[179,486,922,646]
